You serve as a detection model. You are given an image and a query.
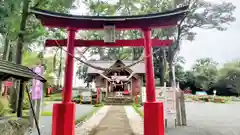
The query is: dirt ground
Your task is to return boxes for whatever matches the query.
[90,106,133,135]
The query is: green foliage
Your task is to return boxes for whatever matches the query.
[44,93,62,101]
[22,51,59,85]
[182,58,240,96]
[0,96,11,116]
[94,103,104,107]
[22,91,30,110]
[184,95,232,104]
[192,58,219,89]
[215,60,240,95]
[41,111,52,116]
[132,103,143,117]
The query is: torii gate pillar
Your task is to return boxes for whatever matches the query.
[52,29,76,135]
[142,29,164,135]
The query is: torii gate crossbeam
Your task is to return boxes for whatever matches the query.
[45,39,173,47]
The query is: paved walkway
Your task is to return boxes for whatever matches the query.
[90,106,133,135]
[29,104,94,135]
[139,102,240,135]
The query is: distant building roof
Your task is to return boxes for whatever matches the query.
[86,60,145,74]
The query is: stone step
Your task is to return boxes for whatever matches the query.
[104,102,132,105]
[104,97,133,105]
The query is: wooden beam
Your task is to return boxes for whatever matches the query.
[45,39,173,47]
[17,80,25,117]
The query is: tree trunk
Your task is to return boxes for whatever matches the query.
[2,37,10,60]
[0,36,10,93]
[11,0,30,113]
[15,0,29,64]
[168,61,174,86]
[168,46,175,87]
[159,49,165,86]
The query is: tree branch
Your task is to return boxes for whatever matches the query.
[32,0,44,8]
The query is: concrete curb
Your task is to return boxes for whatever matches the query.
[75,106,110,135]
[124,106,143,135]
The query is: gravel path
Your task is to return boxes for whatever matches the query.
[139,102,240,135]
[90,106,133,135]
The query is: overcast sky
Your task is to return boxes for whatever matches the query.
[180,0,240,69]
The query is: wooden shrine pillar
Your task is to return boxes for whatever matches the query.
[142,28,164,135]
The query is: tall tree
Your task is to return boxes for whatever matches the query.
[167,0,236,85]
[191,58,219,89]
[216,60,240,96]
[2,0,74,112]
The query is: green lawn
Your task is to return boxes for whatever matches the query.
[44,93,62,101]
[75,104,104,125]
[132,103,143,117]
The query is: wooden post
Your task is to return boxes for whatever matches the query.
[180,91,187,126]
[17,80,25,117]
[175,91,181,126]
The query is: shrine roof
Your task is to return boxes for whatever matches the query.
[30,6,189,29]
[0,60,46,82]
[87,60,145,74]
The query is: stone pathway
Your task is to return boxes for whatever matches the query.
[90,106,133,135]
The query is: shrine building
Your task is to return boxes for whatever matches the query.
[86,60,145,98]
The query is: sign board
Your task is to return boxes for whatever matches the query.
[104,25,116,43]
[164,87,176,119]
[141,87,176,119]
[31,65,44,100]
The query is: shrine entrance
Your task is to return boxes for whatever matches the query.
[113,85,123,92]
[31,5,188,135]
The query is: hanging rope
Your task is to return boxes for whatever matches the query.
[54,40,166,72]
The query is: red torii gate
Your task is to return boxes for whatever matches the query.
[31,5,188,135]
[46,38,173,104]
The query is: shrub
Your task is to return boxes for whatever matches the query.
[187,95,232,103]
[94,103,104,107]
[132,103,143,117]
[44,93,62,101]
[41,111,52,116]
[22,91,30,110]
[0,97,11,117]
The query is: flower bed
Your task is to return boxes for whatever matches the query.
[184,95,232,103]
